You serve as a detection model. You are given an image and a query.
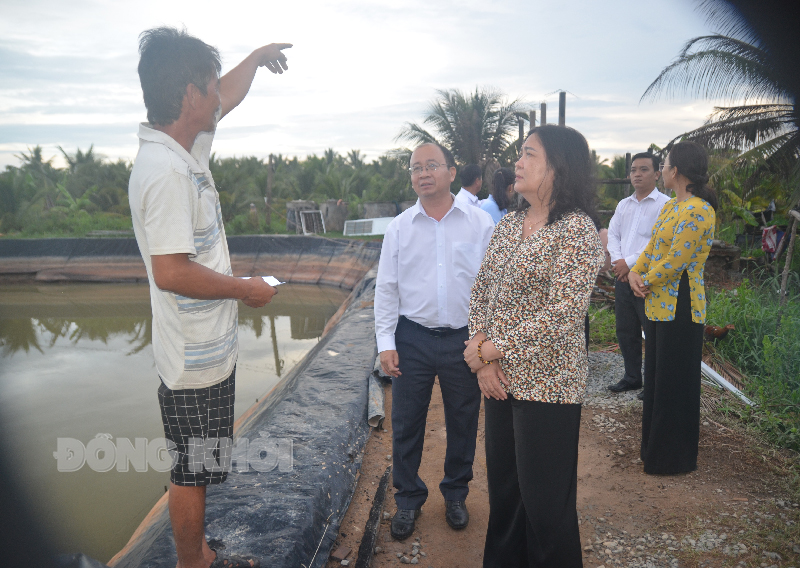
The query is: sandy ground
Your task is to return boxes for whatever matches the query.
[326,380,800,568]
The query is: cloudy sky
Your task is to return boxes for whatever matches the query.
[0,0,721,169]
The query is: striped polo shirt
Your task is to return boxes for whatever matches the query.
[128,118,238,390]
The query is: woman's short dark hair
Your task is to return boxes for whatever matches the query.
[667,141,718,211]
[525,124,599,227]
[492,167,515,211]
[137,27,221,126]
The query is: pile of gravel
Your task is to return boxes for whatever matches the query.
[585,351,643,408]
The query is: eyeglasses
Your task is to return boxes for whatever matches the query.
[408,162,449,176]
[659,163,671,171]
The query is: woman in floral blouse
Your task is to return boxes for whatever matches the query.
[464,125,604,567]
[628,141,717,475]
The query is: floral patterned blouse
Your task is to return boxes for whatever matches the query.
[631,196,715,323]
[468,210,604,404]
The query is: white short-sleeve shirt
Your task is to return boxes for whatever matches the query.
[128,120,238,390]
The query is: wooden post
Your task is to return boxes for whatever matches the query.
[772,200,800,270]
[529,110,536,130]
[266,154,274,229]
[779,210,800,306]
[541,102,547,126]
[776,210,799,334]
[558,91,566,126]
[625,152,632,195]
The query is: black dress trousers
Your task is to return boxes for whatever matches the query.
[483,395,583,568]
[391,316,482,510]
[640,270,704,474]
[615,277,648,386]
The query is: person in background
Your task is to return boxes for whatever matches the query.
[628,141,717,475]
[481,167,516,224]
[606,152,670,396]
[455,163,484,208]
[129,27,289,568]
[375,143,494,540]
[465,125,603,567]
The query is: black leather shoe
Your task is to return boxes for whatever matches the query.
[608,379,642,393]
[637,389,645,401]
[445,500,469,530]
[391,508,420,540]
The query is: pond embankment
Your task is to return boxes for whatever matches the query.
[0,235,380,289]
[0,236,382,568]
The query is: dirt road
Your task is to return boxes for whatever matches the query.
[327,376,800,568]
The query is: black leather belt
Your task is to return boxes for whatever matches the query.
[399,315,467,337]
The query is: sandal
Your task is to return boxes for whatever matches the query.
[209,549,260,568]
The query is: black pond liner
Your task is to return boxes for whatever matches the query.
[109,269,378,568]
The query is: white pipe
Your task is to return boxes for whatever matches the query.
[639,330,756,407]
[700,361,757,407]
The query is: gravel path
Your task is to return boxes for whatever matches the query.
[586,351,644,407]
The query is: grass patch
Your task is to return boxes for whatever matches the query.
[707,273,800,451]
[1,210,133,238]
[588,304,617,350]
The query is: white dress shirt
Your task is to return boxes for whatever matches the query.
[455,188,484,208]
[374,196,495,353]
[607,187,671,269]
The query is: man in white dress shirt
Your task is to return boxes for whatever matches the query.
[454,163,483,208]
[375,144,494,540]
[606,152,670,395]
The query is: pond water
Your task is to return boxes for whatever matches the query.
[0,282,350,563]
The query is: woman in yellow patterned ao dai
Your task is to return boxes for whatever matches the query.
[628,141,717,475]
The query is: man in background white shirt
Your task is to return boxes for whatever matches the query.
[606,152,670,395]
[454,163,483,208]
[375,144,494,540]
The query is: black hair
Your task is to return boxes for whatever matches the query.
[524,124,599,227]
[137,27,221,126]
[461,164,482,187]
[631,152,660,171]
[666,141,719,211]
[412,142,456,168]
[492,167,515,211]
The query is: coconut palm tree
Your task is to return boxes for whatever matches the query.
[395,87,524,173]
[641,1,798,200]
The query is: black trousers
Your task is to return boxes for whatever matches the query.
[483,396,583,568]
[391,316,482,509]
[641,271,704,474]
[615,278,647,386]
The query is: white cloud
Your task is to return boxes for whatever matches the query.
[0,0,720,169]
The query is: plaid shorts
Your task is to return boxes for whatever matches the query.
[158,367,235,486]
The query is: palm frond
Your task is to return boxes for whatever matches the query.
[641,36,790,103]
[695,0,761,45]
[396,87,522,167]
[686,104,795,149]
[394,122,439,146]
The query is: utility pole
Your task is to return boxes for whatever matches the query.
[558,91,566,126]
[529,110,536,130]
[541,102,547,126]
[518,116,525,150]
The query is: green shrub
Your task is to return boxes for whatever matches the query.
[707,274,800,450]
[2,210,133,238]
